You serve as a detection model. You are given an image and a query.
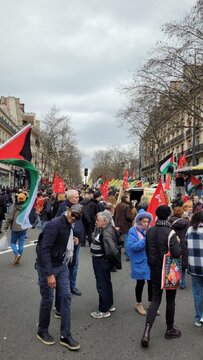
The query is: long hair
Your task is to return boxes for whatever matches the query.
[190,211,203,230]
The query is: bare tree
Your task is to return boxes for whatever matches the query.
[118,0,203,148]
[90,146,139,181]
[40,107,82,184]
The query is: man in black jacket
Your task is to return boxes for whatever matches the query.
[141,205,182,348]
[36,204,82,351]
[56,189,83,296]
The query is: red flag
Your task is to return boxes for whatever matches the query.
[122,170,129,190]
[100,179,110,201]
[178,154,187,169]
[53,175,65,193]
[147,180,168,226]
[137,181,143,188]
[164,175,171,190]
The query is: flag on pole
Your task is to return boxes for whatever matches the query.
[100,179,110,201]
[160,153,174,174]
[53,174,65,193]
[93,175,104,188]
[0,124,40,229]
[147,180,168,226]
[178,154,187,169]
[187,175,201,194]
[164,175,171,190]
[122,170,129,190]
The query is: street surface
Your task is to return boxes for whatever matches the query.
[0,228,202,360]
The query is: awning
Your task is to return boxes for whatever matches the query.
[175,162,203,175]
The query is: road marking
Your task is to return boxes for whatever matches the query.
[0,240,37,255]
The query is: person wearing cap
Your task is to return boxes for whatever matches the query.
[128,209,153,316]
[36,204,82,350]
[4,193,27,265]
[56,189,84,296]
[141,205,182,348]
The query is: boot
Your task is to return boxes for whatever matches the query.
[135,303,147,316]
[165,326,181,339]
[141,323,151,348]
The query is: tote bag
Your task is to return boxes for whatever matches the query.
[0,234,9,251]
[161,230,182,290]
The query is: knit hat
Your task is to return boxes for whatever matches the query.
[17,193,26,202]
[134,209,153,224]
[155,205,171,220]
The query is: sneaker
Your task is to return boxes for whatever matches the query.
[194,321,202,327]
[37,331,55,345]
[91,311,111,319]
[109,306,116,312]
[54,311,61,319]
[60,333,80,350]
[165,326,181,339]
[71,288,82,296]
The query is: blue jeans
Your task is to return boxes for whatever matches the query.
[181,268,186,288]
[37,263,71,337]
[69,244,80,290]
[191,275,203,322]
[10,230,26,256]
[92,256,113,312]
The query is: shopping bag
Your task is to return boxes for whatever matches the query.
[0,234,9,251]
[161,230,182,290]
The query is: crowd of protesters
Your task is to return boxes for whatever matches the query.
[0,182,202,351]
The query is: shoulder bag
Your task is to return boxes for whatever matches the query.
[161,230,182,290]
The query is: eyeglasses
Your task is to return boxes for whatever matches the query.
[70,212,80,220]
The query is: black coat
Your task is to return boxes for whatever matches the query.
[37,214,72,275]
[0,194,7,221]
[146,221,181,281]
[169,216,189,269]
[86,199,101,231]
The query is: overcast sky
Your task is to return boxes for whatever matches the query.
[0,0,197,169]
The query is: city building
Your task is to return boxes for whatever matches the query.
[140,65,203,183]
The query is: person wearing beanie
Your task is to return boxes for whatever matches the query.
[128,209,153,316]
[3,193,28,265]
[141,205,182,348]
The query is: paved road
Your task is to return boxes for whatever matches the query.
[0,228,202,360]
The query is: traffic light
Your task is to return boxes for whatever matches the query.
[84,168,88,176]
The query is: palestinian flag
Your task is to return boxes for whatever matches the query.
[0,124,40,229]
[160,153,174,174]
[187,175,201,194]
[93,175,104,188]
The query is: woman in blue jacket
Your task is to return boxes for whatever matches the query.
[128,209,153,316]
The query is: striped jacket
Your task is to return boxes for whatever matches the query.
[186,225,203,276]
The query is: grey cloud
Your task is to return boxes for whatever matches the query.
[0,0,196,169]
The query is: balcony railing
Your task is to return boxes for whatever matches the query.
[160,133,185,150]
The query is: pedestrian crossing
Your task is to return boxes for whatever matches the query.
[0,240,37,255]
